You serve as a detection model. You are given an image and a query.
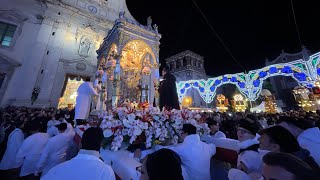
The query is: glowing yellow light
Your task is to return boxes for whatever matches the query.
[234,94,244,101]
[182,96,192,107]
[65,32,74,41]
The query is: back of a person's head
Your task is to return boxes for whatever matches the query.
[277,116,313,130]
[81,127,104,151]
[206,117,218,127]
[162,65,170,73]
[182,123,197,135]
[246,114,258,121]
[29,118,42,132]
[263,152,318,180]
[260,126,300,153]
[146,149,183,180]
[55,111,65,120]
[56,123,67,132]
[238,118,262,135]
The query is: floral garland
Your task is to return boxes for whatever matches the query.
[99,106,209,151]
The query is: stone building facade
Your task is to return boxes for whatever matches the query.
[0,0,138,107]
[165,50,208,107]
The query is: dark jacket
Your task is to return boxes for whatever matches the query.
[159,73,180,110]
[292,148,320,172]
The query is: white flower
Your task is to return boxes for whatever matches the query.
[153,115,160,121]
[195,114,201,120]
[155,128,161,138]
[129,135,137,144]
[103,129,113,138]
[123,114,136,128]
[133,126,142,136]
[135,112,143,118]
[137,121,148,130]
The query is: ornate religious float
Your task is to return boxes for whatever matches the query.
[216,94,229,112]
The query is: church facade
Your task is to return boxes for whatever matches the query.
[0,0,154,108]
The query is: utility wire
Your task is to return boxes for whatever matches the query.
[191,0,246,71]
[290,0,303,46]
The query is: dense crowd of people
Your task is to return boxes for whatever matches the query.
[0,105,319,180]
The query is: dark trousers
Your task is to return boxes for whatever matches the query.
[20,173,41,180]
[210,159,231,180]
[0,168,20,180]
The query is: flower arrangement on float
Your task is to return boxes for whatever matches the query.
[99,104,210,151]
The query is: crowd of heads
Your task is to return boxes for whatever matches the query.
[0,106,74,131]
[1,106,320,180]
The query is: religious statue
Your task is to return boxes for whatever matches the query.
[78,36,92,56]
[153,80,160,107]
[159,66,180,110]
[147,16,152,28]
[153,24,158,32]
[75,81,99,120]
[119,10,125,19]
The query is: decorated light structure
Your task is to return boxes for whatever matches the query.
[176,52,320,105]
[293,86,316,112]
[232,94,246,112]
[216,94,229,112]
[260,89,278,113]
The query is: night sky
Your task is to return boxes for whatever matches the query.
[126,0,320,76]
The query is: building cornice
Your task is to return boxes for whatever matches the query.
[165,50,204,63]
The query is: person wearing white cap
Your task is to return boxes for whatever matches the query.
[228,150,262,180]
[230,118,263,180]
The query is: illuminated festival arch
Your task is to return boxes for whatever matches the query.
[177,51,320,103]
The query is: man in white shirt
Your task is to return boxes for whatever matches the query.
[47,112,75,138]
[16,119,49,178]
[42,127,115,180]
[201,118,226,143]
[36,123,73,176]
[0,121,24,170]
[46,111,59,132]
[167,124,216,180]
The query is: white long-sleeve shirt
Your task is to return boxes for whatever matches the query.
[42,150,115,180]
[36,132,73,176]
[201,131,227,143]
[297,127,320,166]
[47,120,75,138]
[167,134,216,180]
[46,120,60,132]
[16,132,49,176]
[0,128,24,170]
